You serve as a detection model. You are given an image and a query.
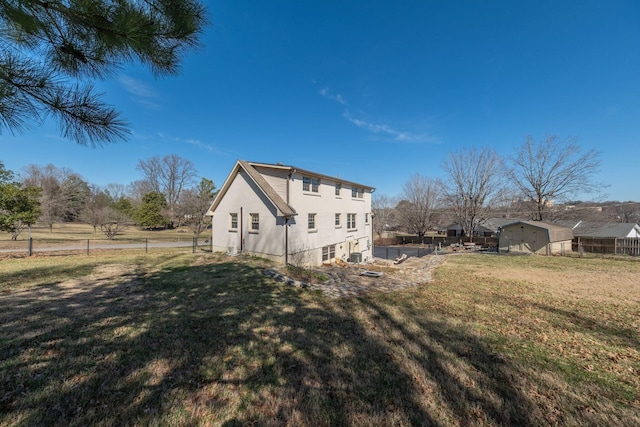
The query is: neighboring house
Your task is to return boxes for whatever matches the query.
[207,160,375,266]
[556,221,640,239]
[498,221,573,255]
[446,218,522,237]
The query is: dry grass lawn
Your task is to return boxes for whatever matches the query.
[0,252,638,426]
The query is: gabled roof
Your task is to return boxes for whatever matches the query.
[444,218,524,233]
[501,220,574,242]
[207,160,297,217]
[570,222,640,238]
[554,219,583,229]
[480,217,526,233]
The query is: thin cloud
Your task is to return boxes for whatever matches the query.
[319,87,346,105]
[342,111,436,144]
[119,75,161,109]
[185,138,216,152]
[156,132,238,157]
[318,84,437,144]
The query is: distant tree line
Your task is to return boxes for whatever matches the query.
[0,154,217,240]
[373,135,636,241]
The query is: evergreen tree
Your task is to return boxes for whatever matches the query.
[0,162,41,240]
[0,0,207,145]
[135,191,167,229]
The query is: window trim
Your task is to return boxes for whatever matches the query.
[308,213,317,232]
[250,213,259,232]
[335,213,341,228]
[229,212,238,231]
[322,244,336,262]
[347,213,357,230]
[303,176,320,193]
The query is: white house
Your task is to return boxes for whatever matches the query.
[558,221,640,239]
[207,160,375,266]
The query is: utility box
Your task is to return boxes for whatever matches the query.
[349,252,362,263]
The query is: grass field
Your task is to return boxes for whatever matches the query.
[0,222,203,255]
[1,222,198,241]
[1,252,639,426]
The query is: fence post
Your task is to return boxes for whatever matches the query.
[87,239,90,255]
[578,237,583,258]
[28,237,33,256]
[192,237,196,253]
[145,238,148,254]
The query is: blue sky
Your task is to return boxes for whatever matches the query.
[3,1,640,201]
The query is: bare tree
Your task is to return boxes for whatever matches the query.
[99,207,129,239]
[442,147,504,240]
[397,174,442,238]
[81,185,111,233]
[136,154,198,227]
[372,193,398,238]
[104,183,127,202]
[508,135,602,221]
[127,180,153,209]
[22,164,69,232]
[176,178,217,238]
[608,202,640,223]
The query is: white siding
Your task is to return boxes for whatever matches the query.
[211,170,286,262]
[287,172,373,263]
[211,164,373,265]
[254,166,289,199]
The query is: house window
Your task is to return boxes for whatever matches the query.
[351,187,363,198]
[335,213,341,227]
[308,213,316,231]
[322,245,336,262]
[230,213,238,230]
[335,183,341,196]
[250,213,259,231]
[303,176,319,193]
[347,213,356,230]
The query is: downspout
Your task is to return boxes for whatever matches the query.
[370,188,375,260]
[285,217,289,265]
[240,207,243,252]
[285,168,295,265]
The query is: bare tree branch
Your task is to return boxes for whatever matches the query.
[442,146,504,240]
[508,135,602,221]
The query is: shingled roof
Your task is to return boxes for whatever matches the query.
[570,222,640,238]
[207,160,297,217]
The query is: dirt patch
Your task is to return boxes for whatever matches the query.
[287,255,448,298]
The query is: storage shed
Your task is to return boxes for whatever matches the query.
[498,221,573,255]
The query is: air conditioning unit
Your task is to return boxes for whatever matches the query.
[349,252,362,263]
[228,246,237,255]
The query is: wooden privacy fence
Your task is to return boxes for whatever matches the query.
[574,237,640,256]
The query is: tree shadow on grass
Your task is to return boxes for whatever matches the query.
[1,257,548,426]
[528,301,640,351]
